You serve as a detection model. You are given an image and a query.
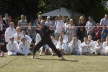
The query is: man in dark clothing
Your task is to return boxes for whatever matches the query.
[33,24,65,60]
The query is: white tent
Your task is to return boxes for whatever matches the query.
[41,8,72,17]
[41,8,82,18]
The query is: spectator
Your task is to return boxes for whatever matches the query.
[77,16,87,41]
[94,39,103,55]
[68,36,81,55]
[33,15,42,26]
[3,13,9,27]
[55,16,65,38]
[80,37,89,55]
[85,16,96,35]
[18,37,31,56]
[27,22,36,41]
[22,30,32,48]
[5,22,16,43]
[18,14,28,29]
[66,19,77,42]
[87,35,96,54]
[61,31,70,54]
[14,27,23,43]
[93,23,102,40]
[0,15,4,32]
[100,14,108,26]
[56,33,64,53]
[45,16,53,27]
[101,26,108,42]
[0,15,5,44]
[6,37,18,56]
[102,36,108,55]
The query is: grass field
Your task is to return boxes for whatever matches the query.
[0,55,108,72]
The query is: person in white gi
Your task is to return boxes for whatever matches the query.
[85,16,95,35]
[22,30,32,48]
[56,35,63,53]
[6,37,18,56]
[61,32,70,54]
[18,37,31,56]
[68,36,81,55]
[5,22,16,43]
[87,35,96,54]
[80,37,89,55]
[94,39,103,55]
[14,27,23,43]
[102,36,108,55]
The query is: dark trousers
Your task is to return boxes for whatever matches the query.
[33,41,62,57]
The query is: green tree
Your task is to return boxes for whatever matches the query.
[39,0,108,20]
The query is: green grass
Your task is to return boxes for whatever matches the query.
[0,55,108,72]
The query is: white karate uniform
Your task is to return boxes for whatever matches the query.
[85,21,95,34]
[102,42,108,55]
[14,32,24,43]
[80,42,89,54]
[5,27,16,42]
[23,35,32,48]
[55,20,65,34]
[69,39,81,55]
[56,39,62,49]
[62,35,70,54]
[87,40,96,54]
[7,41,18,55]
[18,42,31,55]
[94,41,103,54]
[35,33,41,45]
[56,41,62,49]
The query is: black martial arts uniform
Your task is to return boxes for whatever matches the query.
[33,25,62,58]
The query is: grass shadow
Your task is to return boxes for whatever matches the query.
[34,58,79,62]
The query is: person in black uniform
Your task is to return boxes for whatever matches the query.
[33,24,65,60]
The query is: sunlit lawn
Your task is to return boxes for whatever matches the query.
[0,55,108,72]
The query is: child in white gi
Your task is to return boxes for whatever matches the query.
[18,38,31,56]
[7,37,18,56]
[69,36,81,55]
[87,35,96,54]
[56,35,64,53]
[61,32,70,54]
[94,39,103,55]
[102,36,108,55]
[80,37,89,55]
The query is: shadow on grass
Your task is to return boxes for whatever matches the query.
[34,58,79,62]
